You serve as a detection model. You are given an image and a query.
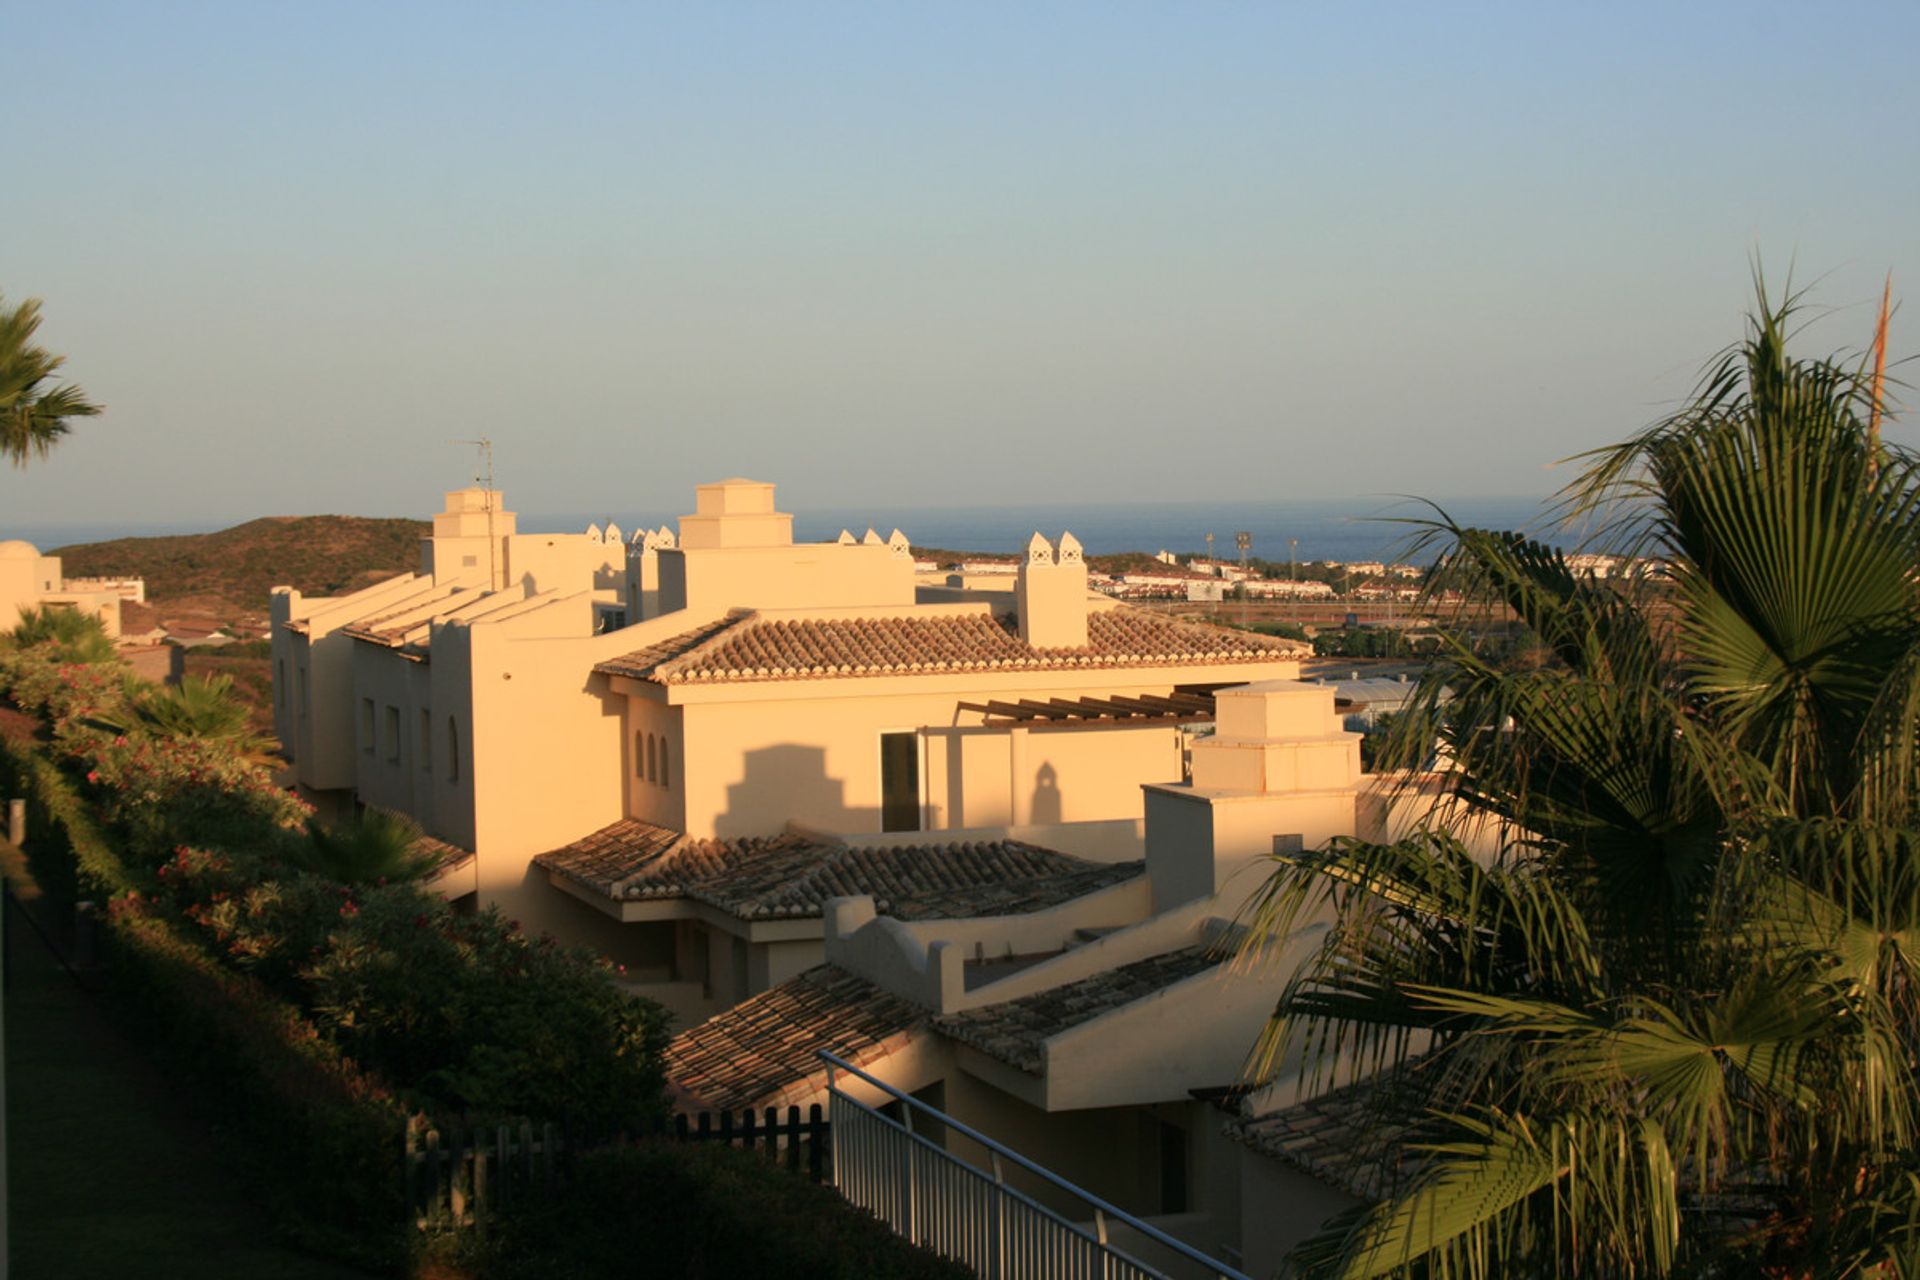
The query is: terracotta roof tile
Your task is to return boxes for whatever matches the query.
[593,608,1304,686]
[536,822,1142,922]
[1228,1069,1434,1201]
[932,946,1221,1074]
[533,818,686,893]
[594,611,753,681]
[665,965,926,1112]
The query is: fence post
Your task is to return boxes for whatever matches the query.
[674,1112,690,1142]
[424,1127,443,1229]
[903,1104,918,1245]
[809,1103,825,1182]
[495,1125,510,1212]
[449,1128,468,1225]
[740,1108,755,1153]
[991,1150,1006,1280]
[404,1118,420,1227]
[785,1106,801,1173]
[472,1126,488,1238]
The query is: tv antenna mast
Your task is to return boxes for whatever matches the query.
[451,437,499,590]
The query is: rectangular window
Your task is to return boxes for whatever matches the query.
[880,732,920,833]
[384,705,401,764]
[360,699,375,754]
[419,709,432,771]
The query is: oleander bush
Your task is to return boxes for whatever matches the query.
[0,639,670,1130]
[0,637,673,1271]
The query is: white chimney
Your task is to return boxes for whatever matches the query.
[1015,531,1089,649]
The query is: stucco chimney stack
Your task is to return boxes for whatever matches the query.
[1015,531,1090,649]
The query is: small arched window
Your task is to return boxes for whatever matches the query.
[447,716,461,784]
[635,731,645,778]
[645,734,657,783]
[658,737,670,789]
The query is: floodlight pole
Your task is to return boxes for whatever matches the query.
[1235,531,1252,625]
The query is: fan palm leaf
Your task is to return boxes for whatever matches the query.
[1248,278,1920,1278]
[0,292,101,465]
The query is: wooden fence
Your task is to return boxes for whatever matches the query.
[407,1104,830,1233]
[666,1103,830,1182]
[405,1116,562,1233]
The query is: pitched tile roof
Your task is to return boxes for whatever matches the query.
[1228,1070,1432,1202]
[594,611,753,681]
[532,817,685,893]
[665,965,926,1112]
[931,946,1221,1074]
[594,607,1304,686]
[535,821,1143,922]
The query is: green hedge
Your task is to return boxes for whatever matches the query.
[470,1143,977,1280]
[0,733,412,1271]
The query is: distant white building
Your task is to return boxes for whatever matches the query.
[1243,580,1334,600]
[0,540,140,639]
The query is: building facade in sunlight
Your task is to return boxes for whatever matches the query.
[271,479,1306,1006]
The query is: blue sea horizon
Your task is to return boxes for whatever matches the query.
[21,495,1579,565]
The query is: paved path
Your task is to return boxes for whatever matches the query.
[5,895,373,1279]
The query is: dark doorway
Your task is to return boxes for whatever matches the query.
[880,732,920,832]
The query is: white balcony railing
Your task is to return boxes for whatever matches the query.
[822,1052,1248,1280]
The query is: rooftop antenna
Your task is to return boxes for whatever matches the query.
[451,437,499,590]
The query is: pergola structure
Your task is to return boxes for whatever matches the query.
[958,688,1220,726]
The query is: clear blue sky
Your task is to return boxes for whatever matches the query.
[5,1,1918,530]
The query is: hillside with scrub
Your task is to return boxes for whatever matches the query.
[54,515,429,605]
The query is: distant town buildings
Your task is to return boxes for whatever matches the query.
[0,540,141,638]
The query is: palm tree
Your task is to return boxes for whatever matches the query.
[7,604,118,664]
[116,673,280,762]
[1240,281,1920,1278]
[0,292,101,466]
[292,807,446,886]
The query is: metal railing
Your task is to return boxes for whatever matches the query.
[822,1051,1249,1280]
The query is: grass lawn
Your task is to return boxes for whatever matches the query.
[5,897,374,1279]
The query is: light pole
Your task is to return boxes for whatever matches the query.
[1235,531,1252,625]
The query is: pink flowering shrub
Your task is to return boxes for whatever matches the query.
[1,652,129,725]
[4,644,667,1131]
[69,723,310,863]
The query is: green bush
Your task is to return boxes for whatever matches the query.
[475,1143,976,1280]
[0,639,675,1269]
[6,604,117,663]
[0,734,410,1271]
[1,641,670,1130]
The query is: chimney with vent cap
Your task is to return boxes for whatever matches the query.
[1015,532,1089,649]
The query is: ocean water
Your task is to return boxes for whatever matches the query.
[19,496,1567,565]
[538,496,1564,565]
